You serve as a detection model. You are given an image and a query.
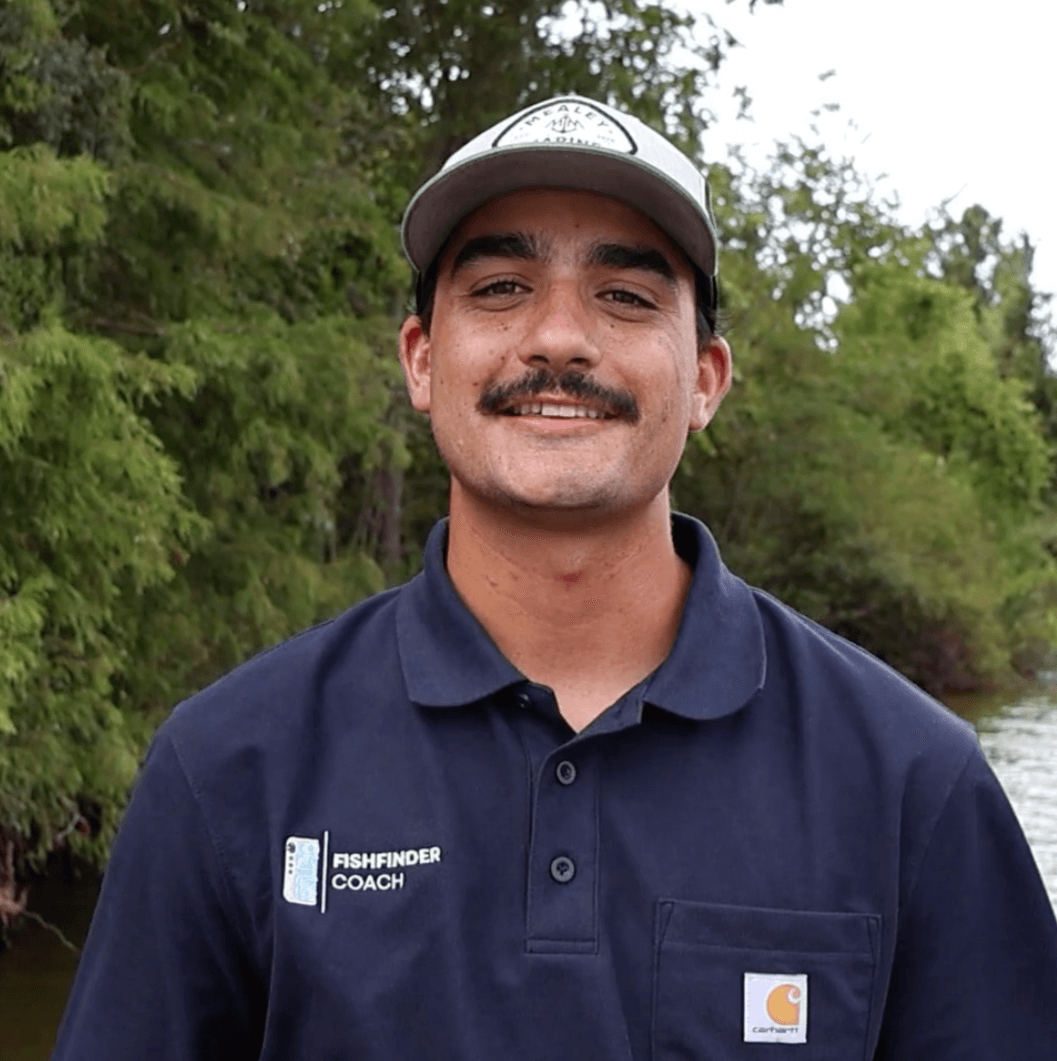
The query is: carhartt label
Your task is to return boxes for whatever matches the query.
[744,973,808,1044]
[494,100,636,154]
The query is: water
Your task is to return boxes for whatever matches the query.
[0,868,99,1061]
[2,686,1056,1058]
[972,690,1057,909]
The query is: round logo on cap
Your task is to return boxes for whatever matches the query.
[492,99,637,155]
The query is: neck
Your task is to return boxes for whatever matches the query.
[445,485,692,730]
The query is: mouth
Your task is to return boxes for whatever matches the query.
[501,401,615,420]
[478,367,639,424]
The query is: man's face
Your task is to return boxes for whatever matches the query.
[399,187,731,528]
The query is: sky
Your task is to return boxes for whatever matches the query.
[694,0,1057,315]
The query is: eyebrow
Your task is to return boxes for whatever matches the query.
[588,243,676,288]
[449,233,542,278]
[448,232,679,290]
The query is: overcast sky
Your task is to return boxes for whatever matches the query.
[696,0,1057,317]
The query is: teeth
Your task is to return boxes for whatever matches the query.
[509,402,606,419]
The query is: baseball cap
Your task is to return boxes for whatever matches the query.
[400,95,718,283]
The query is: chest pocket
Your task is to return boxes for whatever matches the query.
[652,899,880,1061]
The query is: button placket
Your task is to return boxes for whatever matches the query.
[525,741,598,953]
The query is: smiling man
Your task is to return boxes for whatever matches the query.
[398,184,731,731]
[55,95,1057,1061]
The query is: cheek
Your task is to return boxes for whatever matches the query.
[431,326,504,404]
[654,339,699,423]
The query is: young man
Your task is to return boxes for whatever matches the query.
[55,96,1057,1059]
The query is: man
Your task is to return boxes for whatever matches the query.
[55,95,1057,1059]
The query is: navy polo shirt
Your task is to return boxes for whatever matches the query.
[55,514,1057,1060]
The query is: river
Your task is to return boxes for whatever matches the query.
[948,682,1057,910]
[2,685,1056,1058]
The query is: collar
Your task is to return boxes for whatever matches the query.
[396,512,766,722]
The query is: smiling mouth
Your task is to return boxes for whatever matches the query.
[479,367,640,424]
[502,402,614,420]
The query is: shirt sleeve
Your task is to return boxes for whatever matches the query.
[52,729,266,1060]
[875,747,1057,1059]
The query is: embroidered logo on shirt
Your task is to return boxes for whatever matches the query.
[282,833,442,912]
[744,973,808,1043]
[282,836,320,906]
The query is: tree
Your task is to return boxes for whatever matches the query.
[672,143,1057,693]
[1,0,407,900]
[0,141,202,884]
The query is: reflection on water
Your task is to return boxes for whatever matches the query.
[972,688,1057,910]
[0,867,99,1060]
[1,685,1056,1059]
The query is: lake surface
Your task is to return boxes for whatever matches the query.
[2,684,1056,1058]
[966,687,1057,909]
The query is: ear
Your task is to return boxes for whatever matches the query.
[688,335,733,432]
[398,315,433,414]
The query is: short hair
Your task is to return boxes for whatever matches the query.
[413,247,719,345]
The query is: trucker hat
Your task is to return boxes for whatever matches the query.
[400,95,718,282]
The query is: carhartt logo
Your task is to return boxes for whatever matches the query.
[744,973,808,1043]
[282,833,442,912]
[767,983,802,1025]
[493,100,636,154]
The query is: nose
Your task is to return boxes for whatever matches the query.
[520,281,601,372]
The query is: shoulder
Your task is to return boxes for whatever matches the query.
[749,584,980,781]
[160,582,407,779]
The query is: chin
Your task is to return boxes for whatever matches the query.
[475,479,638,524]
[497,471,624,507]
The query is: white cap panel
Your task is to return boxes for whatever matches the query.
[401,96,718,279]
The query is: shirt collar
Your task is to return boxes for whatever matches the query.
[396,513,766,722]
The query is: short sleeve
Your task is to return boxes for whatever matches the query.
[52,730,265,1060]
[875,748,1057,1059]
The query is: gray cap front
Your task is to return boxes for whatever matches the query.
[401,95,718,280]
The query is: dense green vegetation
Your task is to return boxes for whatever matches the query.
[2,0,1055,914]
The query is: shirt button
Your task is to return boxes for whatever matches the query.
[516,691,532,709]
[550,856,576,884]
[555,760,577,785]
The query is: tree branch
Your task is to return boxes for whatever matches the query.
[20,910,82,955]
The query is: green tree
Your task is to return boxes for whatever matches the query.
[1,0,407,894]
[673,143,1057,693]
[0,141,202,872]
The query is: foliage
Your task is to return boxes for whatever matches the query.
[0,320,202,862]
[0,0,405,878]
[673,145,1057,692]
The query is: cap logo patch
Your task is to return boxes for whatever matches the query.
[493,100,636,155]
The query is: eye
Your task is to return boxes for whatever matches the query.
[602,288,654,308]
[472,279,524,297]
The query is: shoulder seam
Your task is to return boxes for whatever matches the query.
[899,742,981,918]
[162,729,260,963]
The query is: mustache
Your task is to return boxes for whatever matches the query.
[477,367,640,424]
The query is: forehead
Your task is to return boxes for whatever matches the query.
[440,187,694,277]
